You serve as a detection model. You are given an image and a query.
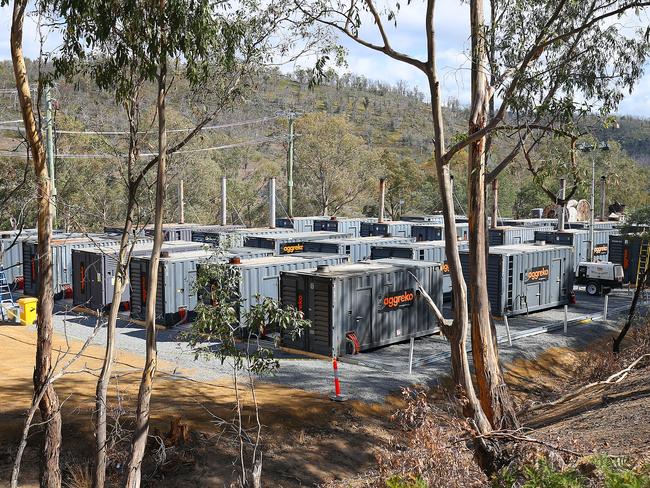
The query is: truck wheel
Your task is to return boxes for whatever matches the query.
[586,282,600,296]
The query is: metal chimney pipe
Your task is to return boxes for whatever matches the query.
[558,178,566,231]
[600,175,606,221]
[269,177,276,229]
[378,178,386,223]
[220,176,227,226]
[178,179,185,224]
[490,179,499,228]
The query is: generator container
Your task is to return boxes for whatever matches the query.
[411,222,468,241]
[72,240,203,311]
[280,259,443,356]
[218,253,350,324]
[22,233,139,298]
[275,216,328,232]
[243,231,352,255]
[609,234,649,284]
[459,243,574,316]
[488,226,554,246]
[144,223,202,242]
[534,228,618,269]
[498,218,559,228]
[129,248,218,326]
[1,229,38,285]
[566,221,619,230]
[370,240,468,301]
[303,236,414,263]
[192,227,295,248]
[360,221,413,238]
[401,215,445,224]
[312,217,376,237]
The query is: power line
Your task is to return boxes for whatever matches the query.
[0,136,284,159]
[54,116,281,135]
[0,120,23,125]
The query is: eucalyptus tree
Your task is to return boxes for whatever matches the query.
[294,0,650,435]
[7,1,62,486]
[46,0,318,486]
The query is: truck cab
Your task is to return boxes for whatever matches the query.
[576,261,624,295]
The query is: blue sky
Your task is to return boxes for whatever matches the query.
[2,3,649,117]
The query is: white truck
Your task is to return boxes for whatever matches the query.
[576,261,624,296]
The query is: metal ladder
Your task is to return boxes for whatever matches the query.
[636,240,649,286]
[0,267,15,320]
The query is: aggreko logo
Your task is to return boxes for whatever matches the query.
[594,244,608,255]
[382,289,415,310]
[281,243,305,254]
[526,266,549,282]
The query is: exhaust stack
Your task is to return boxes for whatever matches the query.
[558,178,566,231]
[220,176,227,226]
[178,179,185,224]
[378,178,386,223]
[269,177,276,229]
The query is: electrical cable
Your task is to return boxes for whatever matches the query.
[0,135,284,159]
[54,115,280,135]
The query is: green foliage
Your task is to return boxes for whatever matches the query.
[521,461,585,488]
[591,456,650,488]
[620,205,650,239]
[385,475,428,488]
[185,251,309,375]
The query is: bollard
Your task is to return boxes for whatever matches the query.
[408,337,415,375]
[603,294,608,321]
[503,316,512,346]
[564,305,568,334]
[330,357,346,402]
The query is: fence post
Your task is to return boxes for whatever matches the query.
[603,294,609,321]
[408,337,415,375]
[503,316,512,346]
[564,305,568,334]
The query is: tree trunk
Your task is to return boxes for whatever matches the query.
[93,203,135,488]
[124,55,167,488]
[613,263,649,353]
[426,68,491,435]
[468,0,518,430]
[94,93,141,488]
[10,1,62,486]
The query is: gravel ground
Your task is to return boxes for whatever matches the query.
[43,287,648,404]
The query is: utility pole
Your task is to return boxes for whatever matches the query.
[287,112,295,218]
[558,178,566,231]
[220,177,227,226]
[45,85,56,226]
[600,175,607,221]
[589,152,596,261]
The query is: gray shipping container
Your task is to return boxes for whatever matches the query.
[303,236,415,262]
[534,228,619,269]
[280,259,443,356]
[401,215,445,223]
[1,229,38,285]
[192,227,295,248]
[411,222,469,241]
[498,218,559,228]
[129,249,218,326]
[566,221,619,230]
[227,253,350,323]
[244,231,352,255]
[72,240,203,311]
[459,243,575,316]
[144,223,203,242]
[23,234,138,297]
[488,226,554,246]
[275,216,328,233]
[312,218,376,237]
[360,221,413,238]
[370,240,469,301]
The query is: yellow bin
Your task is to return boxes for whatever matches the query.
[17,297,38,326]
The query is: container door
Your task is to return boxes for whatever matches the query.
[352,288,373,348]
[526,282,541,309]
[551,258,563,303]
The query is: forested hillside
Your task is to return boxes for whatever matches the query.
[1,60,649,230]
